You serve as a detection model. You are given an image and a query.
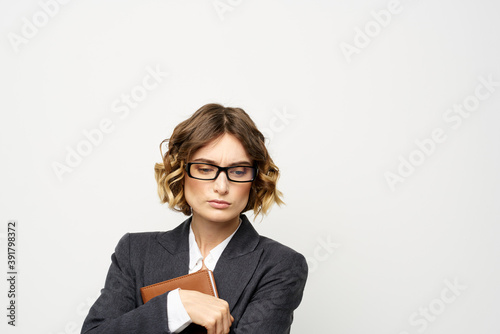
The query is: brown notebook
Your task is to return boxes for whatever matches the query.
[141,269,218,303]
[140,269,218,333]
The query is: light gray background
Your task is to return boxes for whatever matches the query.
[1,0,500,333]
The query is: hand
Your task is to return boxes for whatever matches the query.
[178,289,234,334]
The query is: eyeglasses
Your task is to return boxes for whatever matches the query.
[185,162,257,183]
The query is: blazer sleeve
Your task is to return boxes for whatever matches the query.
[81,233,173,334]
[233,250,308,333]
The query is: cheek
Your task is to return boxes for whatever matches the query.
[236,184,252,203]
[184,178,201,203]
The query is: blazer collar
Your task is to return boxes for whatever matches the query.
[155,214,263,311]
[214,214,263,310]
[157,216,192,255]
[157,214,260,257]
[145,216,192,285]
[219,214,260,258]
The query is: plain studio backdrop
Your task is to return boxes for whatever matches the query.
[1,0,500,333]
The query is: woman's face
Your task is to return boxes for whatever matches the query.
[184,133,253,226]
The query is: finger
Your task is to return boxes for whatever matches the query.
[214,318,222,334]
[216,310,227,334]
[223,311,232,333]
[221,311,230,334]
[205,320,215,334]
[220,314,228,333]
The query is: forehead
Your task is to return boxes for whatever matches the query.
[191,133,251,163]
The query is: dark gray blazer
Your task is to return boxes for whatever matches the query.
[81,214,308,334]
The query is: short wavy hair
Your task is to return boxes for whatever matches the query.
[154,103,284,219]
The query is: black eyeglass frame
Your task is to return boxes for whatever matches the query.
[185,162,258,183]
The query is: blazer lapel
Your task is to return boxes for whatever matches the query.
[146,217,192,286]
[213,214,263,311]
[146,214,263,312]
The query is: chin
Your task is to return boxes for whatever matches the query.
[198,209,240,224]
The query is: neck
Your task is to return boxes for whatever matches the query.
[190,214,240,258]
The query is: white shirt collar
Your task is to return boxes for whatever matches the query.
[188,218,241,273]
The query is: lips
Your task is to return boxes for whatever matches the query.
[208,199,230,209]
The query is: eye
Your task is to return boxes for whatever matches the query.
[229,167,250,177]
[196,165,216,174]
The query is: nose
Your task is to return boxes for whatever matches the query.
[213,170,229,194]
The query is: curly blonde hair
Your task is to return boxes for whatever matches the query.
[154,103,284,218]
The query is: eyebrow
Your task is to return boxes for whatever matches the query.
[192,158,253,166]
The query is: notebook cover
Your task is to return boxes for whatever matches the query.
[140,269,218,334]
[140,269,218,303]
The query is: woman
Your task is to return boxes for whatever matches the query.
[81,103,308,334]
